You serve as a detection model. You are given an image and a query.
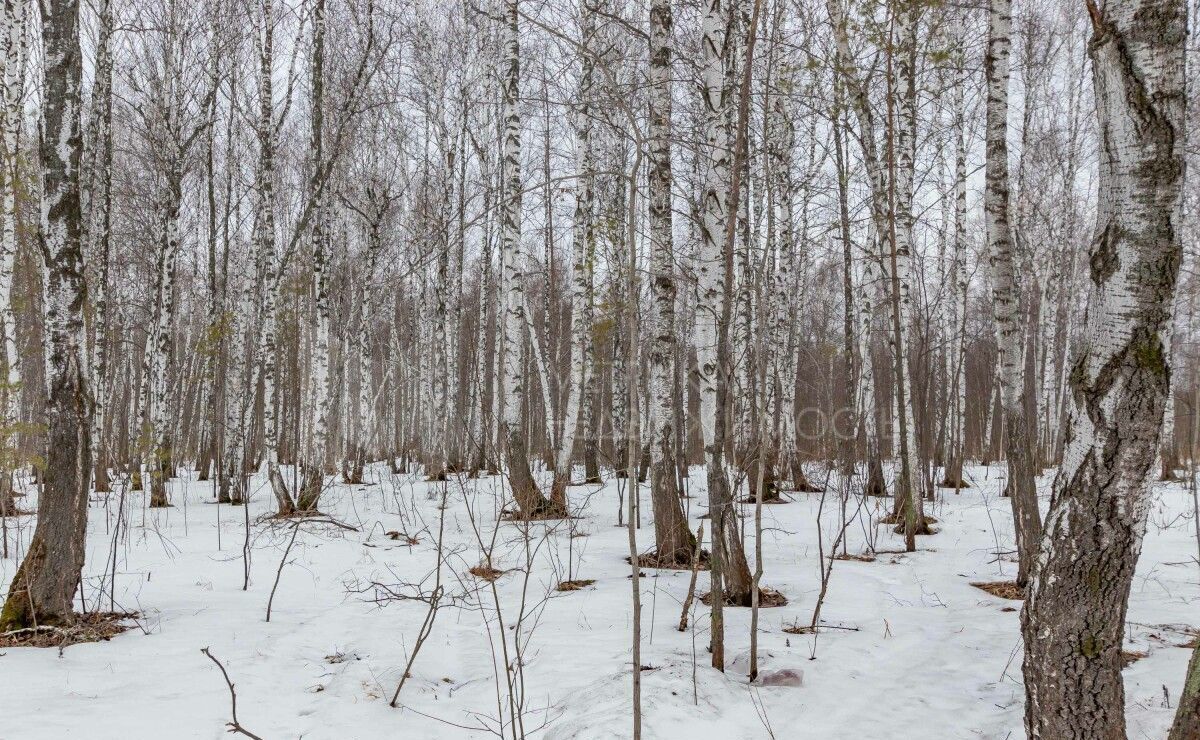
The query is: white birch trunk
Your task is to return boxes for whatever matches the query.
[0,0,27,509]
[499,0,552,515]
[1022,0,1185,732]
[985,0,1040,584]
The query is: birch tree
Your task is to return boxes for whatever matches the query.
[299,0,332,511]
[1020,0,1185,733]
[253,0,292,514]
[0,0,27,514]
[549,0,595,509]
[0,0,91,630]
[984,0,1040,586]
[500,0,558,517]
[645,0,692,564]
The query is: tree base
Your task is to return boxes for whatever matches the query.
[500,502,570,521]
[0,610,138,648]
[627,549,709,571]
[738,494,790,505]
[700,586,788,609]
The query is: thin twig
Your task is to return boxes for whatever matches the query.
[678,522,704,632]
[201,647,265,740]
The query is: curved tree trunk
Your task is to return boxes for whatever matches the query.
[1020,0,1185,733]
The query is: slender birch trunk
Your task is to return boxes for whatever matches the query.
[646,0,692,563]
[942,22,969,489]
[550,5,595,507]
[0,0,28,514]
[299,0,331,511]
[699,0,755,658]
[984,0,1040,585]
[697,0,732,663]
[145,165,183,508]
[254,0,293,515]
[500,0,555,517]
[888,0,928,548]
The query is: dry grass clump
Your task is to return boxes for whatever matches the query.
[0,611,139,649]
[700,587,788,608]
[385,531,420,545]
[468,564,507,582]
[971,580,1024,600]
[1121,650,1149,668]
[555,579,597,592]
[832,552,877,563]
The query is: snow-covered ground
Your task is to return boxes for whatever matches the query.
[0,463,1195,739]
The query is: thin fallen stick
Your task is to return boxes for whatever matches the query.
[201,647,265,740]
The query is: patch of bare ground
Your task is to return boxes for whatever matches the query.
[266,512,358,530]
[499,507,572,522]
[0,611,139,649]
[700,587,788,608]
[971,580,1024,600]
[877,513,939,526]
[1121,650,1149,668]
[627,550,710,571]
[385,531,420,545]
[832,552,877,563]
[468,564,507,581]
[555,579,596,592]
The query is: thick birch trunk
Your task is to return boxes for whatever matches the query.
[1020,0,1185,733]
[0,0,91,629]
